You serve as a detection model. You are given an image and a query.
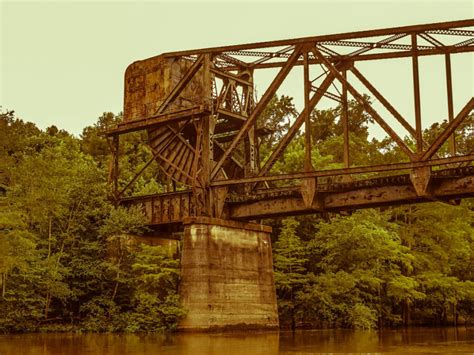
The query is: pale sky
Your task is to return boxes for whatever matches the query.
[1,0,473,137]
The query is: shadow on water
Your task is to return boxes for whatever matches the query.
[0,327,473,354]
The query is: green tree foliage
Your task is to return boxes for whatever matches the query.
[0,109,41,188]
[273,218,311,329]
[295,211,418,329]
[0,111,184,333]
[124,244,185,332]
[390,202,474,325]
[273,206,473,329]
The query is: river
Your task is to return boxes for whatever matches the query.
[0,327,473,354]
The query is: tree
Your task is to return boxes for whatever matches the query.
[273,218,311,329]
[390,201,474,325]
[303,210,418,329]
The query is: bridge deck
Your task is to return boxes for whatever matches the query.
[120,166,473,226]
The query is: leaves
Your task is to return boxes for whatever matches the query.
[0,111,183,333]
[273,204,473,329]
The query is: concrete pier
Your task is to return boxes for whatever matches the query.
[178,217,279,331]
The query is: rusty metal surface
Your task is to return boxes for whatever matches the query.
[120,166,473,224]
[124,56,206,121]
[104,20,474,226]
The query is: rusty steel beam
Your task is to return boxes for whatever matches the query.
[116,153,158,199]
[104,106,209,136]
[445,53,456,155]
[347,33,407,57]
[311,85,342,103]
[252,45,295,65]
[210,46,302,180]
[228,175,474,219]
[211,154,474,187]
[216,53,250,68]
[342,69,349,168]
[210,68,253,86]
[303,49,312,170]
[422,98,474,160]
[320,39,432,51]
[301,48,316,208]
[412,34,423,153]
[419,33,445,47]
[228,46,474,71]
[162,19,474,58]
[427,28,474,36]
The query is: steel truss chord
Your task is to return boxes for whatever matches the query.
[162,20,474,58]
[211,154,474,187]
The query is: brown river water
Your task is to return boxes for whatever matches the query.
[0,327,473,354]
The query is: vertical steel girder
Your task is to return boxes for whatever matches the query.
[411,34,423,154]
[342,69,349,168]
[444,53,456,155]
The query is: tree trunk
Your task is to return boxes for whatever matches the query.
[403,300,411,326]
[44,293,51,320]
[1,272,6,298]
[378,281,383,328]
[111,271,120,302]
[47,215,52,259]
[291,307,296,331]
[111,251,123,302]
[453,302,458,327]
[441,307,448,325]
[44,238,67,319]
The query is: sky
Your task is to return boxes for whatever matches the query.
[1,0,473,137]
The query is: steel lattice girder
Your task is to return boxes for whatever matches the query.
[105,19,474,222]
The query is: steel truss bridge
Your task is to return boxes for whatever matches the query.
[104,19,474,232]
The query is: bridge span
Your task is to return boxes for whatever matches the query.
[122,165,473,225]
[105,19,474,331]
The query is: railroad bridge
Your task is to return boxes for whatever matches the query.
[105,20,474,331]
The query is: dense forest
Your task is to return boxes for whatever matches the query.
[0,96,472,333]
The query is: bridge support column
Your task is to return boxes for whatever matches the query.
[178,217,279,331]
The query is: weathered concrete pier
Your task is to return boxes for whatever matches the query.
[179,218,278,330]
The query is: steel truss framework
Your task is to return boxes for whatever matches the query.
[105,19,474,226]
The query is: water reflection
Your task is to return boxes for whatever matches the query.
[0,327,473,354]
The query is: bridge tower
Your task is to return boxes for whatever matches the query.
[107,51,278,330]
